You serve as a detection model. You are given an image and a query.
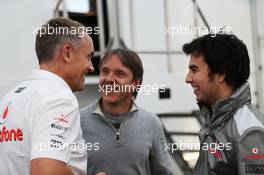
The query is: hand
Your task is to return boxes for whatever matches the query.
[96,172,106,175]
[31,158,74,175]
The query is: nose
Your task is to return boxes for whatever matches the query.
[88,62,94,73]
[104,72,116,83]
[185,71,192,84]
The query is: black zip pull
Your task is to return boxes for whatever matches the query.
[116,130,120,142]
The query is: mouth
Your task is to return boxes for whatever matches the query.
[82,74,86,81]
[99,84,113,93]
[192,86,199,95]
[100,83,123,94]
[106,85,114,92]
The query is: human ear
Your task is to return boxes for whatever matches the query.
[218,74,226,83]
[62,43,74,63]
[132,79,141,87]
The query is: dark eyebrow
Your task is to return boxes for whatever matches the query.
[115,69,126,73]
[189,64,198,70]
[90,51,94,57]
[87,51,94,58]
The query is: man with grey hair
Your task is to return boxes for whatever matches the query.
[0,17,94,175]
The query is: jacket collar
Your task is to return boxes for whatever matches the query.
[199,82,251,127]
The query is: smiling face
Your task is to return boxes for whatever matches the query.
[67,35,95,92]
[99,54,139,105]
[185,54,221,106]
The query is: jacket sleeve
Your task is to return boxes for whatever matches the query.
[238,128,264,175]
[149,117,174,175]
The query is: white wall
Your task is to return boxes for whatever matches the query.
[0,0,260,111]
[255,0,264,111]
[196,0,257,104]
[0,0,55,98]
[117,0,258,113]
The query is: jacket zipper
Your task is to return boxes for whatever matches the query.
[99,115,125,144]
[116,128,120,143]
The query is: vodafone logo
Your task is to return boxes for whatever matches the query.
[0,102,11,125]
[252,147,259,154]
[0,102,24,142]
[0,126,23,142]
[244,147,264,159]
[53,114,68,123]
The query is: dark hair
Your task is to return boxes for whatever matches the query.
[35,17,86,64]
[99,49,144,99]
[182,33,250,89]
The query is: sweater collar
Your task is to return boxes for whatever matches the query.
[92,98,138,117]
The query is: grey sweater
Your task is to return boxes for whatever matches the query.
[80,100,173,175]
